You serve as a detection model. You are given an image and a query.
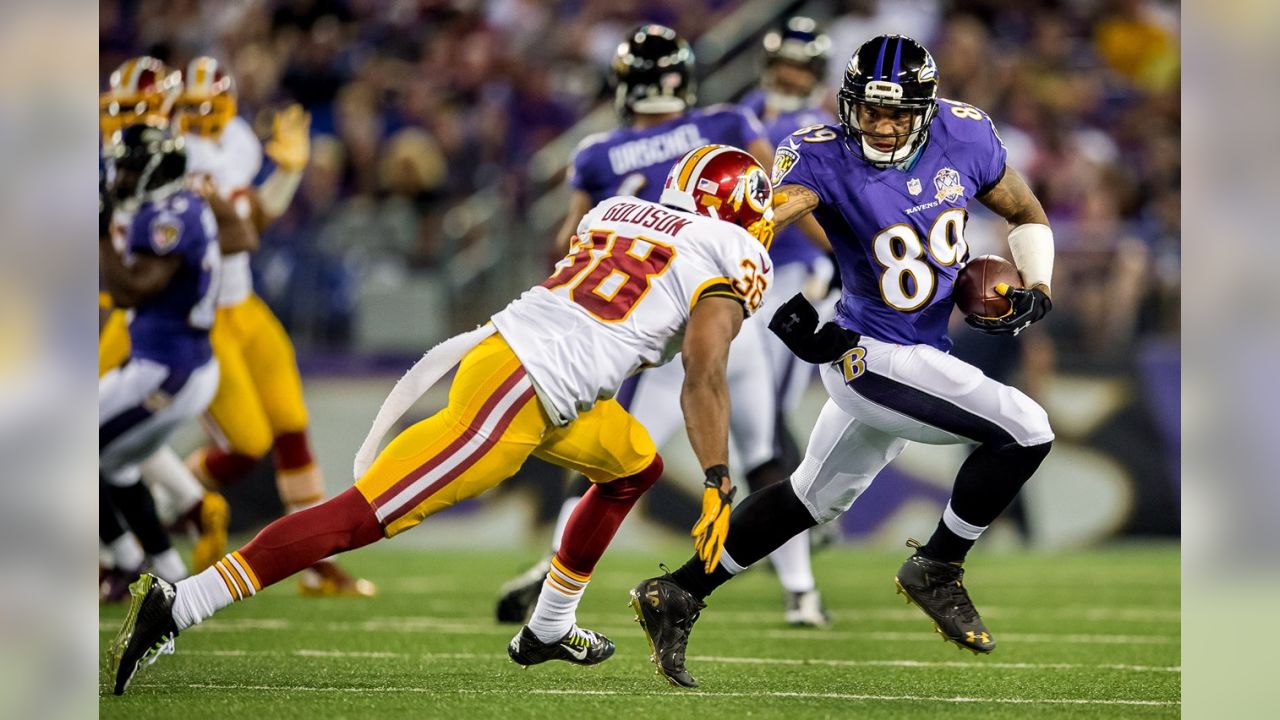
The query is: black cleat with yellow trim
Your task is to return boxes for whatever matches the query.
[894,539,996,654]
[107,574,180,695]
[507,624,615,667]
[629,575,706,688]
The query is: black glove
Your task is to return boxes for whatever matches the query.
[769,293,859,364]
[965,284,1053,336]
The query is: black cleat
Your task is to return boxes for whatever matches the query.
[507,624,615,667]
[629,575,706,688]
[495,556,550,624]
[894,539,996,654]
[107,574,180,695]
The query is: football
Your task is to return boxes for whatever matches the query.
[954,255,1023,318]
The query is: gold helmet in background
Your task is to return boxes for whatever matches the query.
[99,56,182,143]
[175,56,237,139]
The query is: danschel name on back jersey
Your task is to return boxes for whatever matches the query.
[771,98,1007,351]
[184,115,262,307]
[568,104,767,205]
[125,189,222,369]
[491,196,772,425]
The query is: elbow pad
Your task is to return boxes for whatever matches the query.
[768,294,860,364]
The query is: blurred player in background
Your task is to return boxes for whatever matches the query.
[741,17,838,413]
[173,57,373,597]
[109,146,778,696]
[98,58,232,598]
[495,23,828,629]
[632,35,1056,688]
[99,125,222,592]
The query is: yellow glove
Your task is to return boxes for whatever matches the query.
[744,191,789,248]
[691,466,736,573]
[265,104,311,172]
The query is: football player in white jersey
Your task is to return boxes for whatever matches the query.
[108,145,777,695]
[172,57,373,596]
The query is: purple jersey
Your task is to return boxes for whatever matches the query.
[771,99,1007,350]
[759,104,835,270]
[125,189,221,368]
[568,104,766,205]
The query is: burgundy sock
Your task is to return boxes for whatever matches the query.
[273,430,314,472]
[238,487,383,588]
[555,455,663,575]
[205,447,260,486]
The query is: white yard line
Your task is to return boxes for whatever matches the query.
[174,648,1179,673]
[99,616,1180,645]
[762,629,1179,645]
[125,682,1178,707]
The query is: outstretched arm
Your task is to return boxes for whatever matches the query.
[680,296,744,572]
[772,184,820,232]
[680,297,743,473]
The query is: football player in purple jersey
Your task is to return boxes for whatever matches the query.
[631,35,1057,688]
[740,16,841,466]
[99,125,223,591]
[496,24,830,628]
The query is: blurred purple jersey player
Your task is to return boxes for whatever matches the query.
[496,24,830,629]
[99,125,222,590]
[740,17,838,412]
[632,35,1059,689]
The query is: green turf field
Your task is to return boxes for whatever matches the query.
[99,542,1179,719]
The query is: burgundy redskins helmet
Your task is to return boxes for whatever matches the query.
[660,145,776,247]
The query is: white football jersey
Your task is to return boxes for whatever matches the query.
[491,196,772,425]
[184,116,262,307]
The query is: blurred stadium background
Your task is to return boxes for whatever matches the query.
[99,0,1180,552]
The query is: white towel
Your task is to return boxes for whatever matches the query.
[352,324,497,480]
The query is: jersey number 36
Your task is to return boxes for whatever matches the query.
[543,230,676,322]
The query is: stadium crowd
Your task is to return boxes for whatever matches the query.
[99,0,1179,361]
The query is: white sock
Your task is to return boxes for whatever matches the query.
[943,501,988,540]
[549,497,580,554]
[768,529,816,593]
[109,534,145,570]
[141,445,205,524]
[150,548,188,582]
[527,558,589,643]
[172,553,258,630]
[172,566,235,630]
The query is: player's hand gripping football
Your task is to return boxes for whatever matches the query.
[266,104,311,172]
[692,466,736,573]
[965,283,1053,336]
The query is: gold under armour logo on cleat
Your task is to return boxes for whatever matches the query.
[965,630,990,644]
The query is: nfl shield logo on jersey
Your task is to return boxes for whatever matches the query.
[933,167,966,204]
[907,177,922,196]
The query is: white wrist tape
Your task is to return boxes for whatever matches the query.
[1007,223,1054,290]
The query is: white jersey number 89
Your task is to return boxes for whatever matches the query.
[872,208,968,312]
